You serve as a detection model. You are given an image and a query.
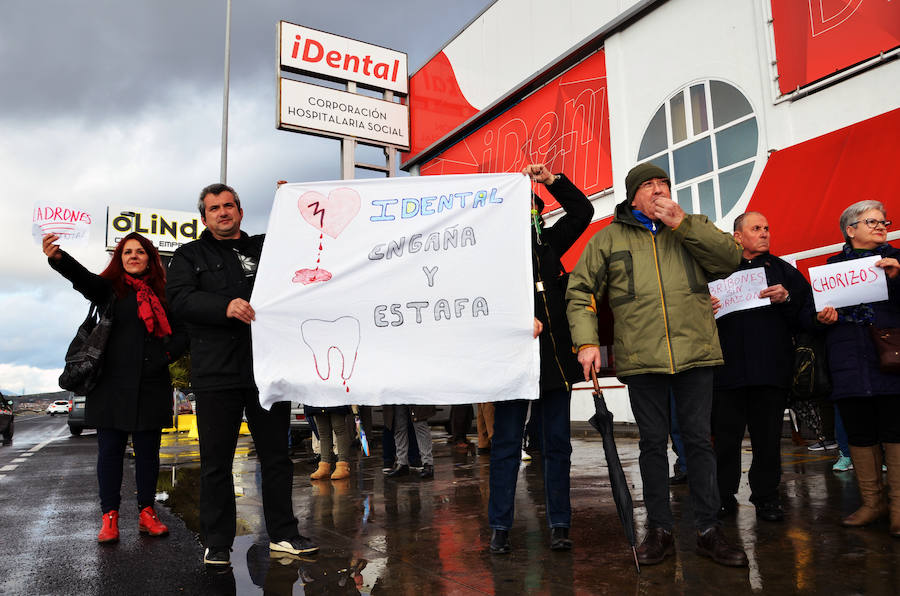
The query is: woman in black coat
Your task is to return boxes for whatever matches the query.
[43,231,188,543]
[816,200,900,535]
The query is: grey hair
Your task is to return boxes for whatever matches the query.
[197,183,241,218]
[840,200,885,243]
[733,211,764,232]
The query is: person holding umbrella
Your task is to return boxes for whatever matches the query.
[488,163,593,554]
[567,162,748,567]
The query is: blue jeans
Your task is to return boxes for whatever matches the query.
[488,388,572,530]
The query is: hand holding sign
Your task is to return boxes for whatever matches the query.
[41,234,63,261]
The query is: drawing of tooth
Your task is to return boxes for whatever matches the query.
[300,317,361,381]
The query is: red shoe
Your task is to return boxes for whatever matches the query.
[98,510,119,543]
[138,506,169,537]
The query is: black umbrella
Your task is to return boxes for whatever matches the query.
[587,369,640,573]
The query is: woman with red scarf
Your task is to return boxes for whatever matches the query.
[43,231,188,544]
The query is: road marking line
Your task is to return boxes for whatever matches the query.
[12,458,27,463]
[20,452,34,457]
[0,465,16,472]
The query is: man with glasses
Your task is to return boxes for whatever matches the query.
[709,212,815,523]
[566,162,747,567]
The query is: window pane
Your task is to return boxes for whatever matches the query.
[715,119,758,168]
[719,163,754,215]
[638,106,667,159]
[698,179,716,219]
[710,80,752,127]
[690,84,708,135]
[673,137,712,183]
[671,93,687,144]
[648,154,670,177]
[677,187,693,214]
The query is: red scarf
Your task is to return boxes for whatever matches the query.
[124,274,172,338]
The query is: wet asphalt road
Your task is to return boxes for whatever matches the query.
[2,415,900,594]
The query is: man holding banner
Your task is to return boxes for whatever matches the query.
[167,183,317,566]
[488,164,593,555]
[709,212,814,523]
[566,162,747,567]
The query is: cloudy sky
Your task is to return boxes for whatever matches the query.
[0,0,494,395]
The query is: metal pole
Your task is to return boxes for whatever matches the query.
[220,0,232,183]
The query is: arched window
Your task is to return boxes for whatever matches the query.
[637,80,759,221]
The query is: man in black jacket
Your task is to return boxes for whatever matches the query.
[167,183,317,566]
[711,212,814,522]
[488,164,593,555]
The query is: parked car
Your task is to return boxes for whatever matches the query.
[47,400,70,416]
[369,405,457,432]
[0,393,13,446]
[289,403,312,444]
[67,396,93,435]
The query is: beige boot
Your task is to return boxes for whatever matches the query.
[842,445,888,526]
[331,461,351,480]
[882,443,900,537]
[310,461,332,480]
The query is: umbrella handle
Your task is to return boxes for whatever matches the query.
[590,368,602,395]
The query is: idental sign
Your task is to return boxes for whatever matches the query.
[279,21,408,94]
[279,79,410,149]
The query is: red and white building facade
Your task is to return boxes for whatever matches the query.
[401,0,900,420]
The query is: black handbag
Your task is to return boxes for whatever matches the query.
[869,326,900,374]
[58,297,114,395]
[790,331,832,401]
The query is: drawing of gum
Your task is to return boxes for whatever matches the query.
[300,317,360,381]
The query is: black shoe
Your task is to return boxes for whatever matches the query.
[550,527,572,551]
[636,527,674,565]
[718,496,738,519]
[270,535,319,555]
[419,463,434,478]
[696,526,748,567]
[204,546,231,566]
[490,529,511,554]
[755,501,784,522]
[386,463,410,478]
[670,466,688,485]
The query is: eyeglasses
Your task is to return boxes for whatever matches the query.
[850,218,891,229]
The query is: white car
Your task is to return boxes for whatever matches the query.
[47,400,70,416]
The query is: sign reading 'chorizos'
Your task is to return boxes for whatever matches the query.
[279,79,410,149]
[279,21,408,94]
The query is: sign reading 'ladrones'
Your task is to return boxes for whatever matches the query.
[251,173,538,409]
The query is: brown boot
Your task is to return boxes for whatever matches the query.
[883,443,900,537]
[310,461,332,480]
[842,445,887,527]
[331,461,350,480]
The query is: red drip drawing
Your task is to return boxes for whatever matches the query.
[291,188,360,285]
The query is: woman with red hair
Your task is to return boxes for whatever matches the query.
[42,232,188,543]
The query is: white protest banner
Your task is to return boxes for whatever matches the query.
[809,255,888,311]
[32,202,93,248]
[708,267,770,319]
[251,173,538,409]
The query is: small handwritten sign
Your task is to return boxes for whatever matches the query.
[809,255,888,311]
[32,203,93,248]
[708,267,770,319]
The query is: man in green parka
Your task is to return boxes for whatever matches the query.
[566,163,748,567]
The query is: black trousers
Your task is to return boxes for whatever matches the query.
[712,385,786,505]
[97,427,162,513]
[196,388,298,548]
[836,394,900,446]
[626,368,718,531]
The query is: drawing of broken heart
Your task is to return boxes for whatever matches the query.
[292,187,361,285]
[298,187,361,238]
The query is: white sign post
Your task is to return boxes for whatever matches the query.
[278,79,409,149]
[251,173,538,409]
[809,256,889,311]
[708,267,771,319]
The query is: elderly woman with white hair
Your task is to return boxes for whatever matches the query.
[817,200,900,536]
